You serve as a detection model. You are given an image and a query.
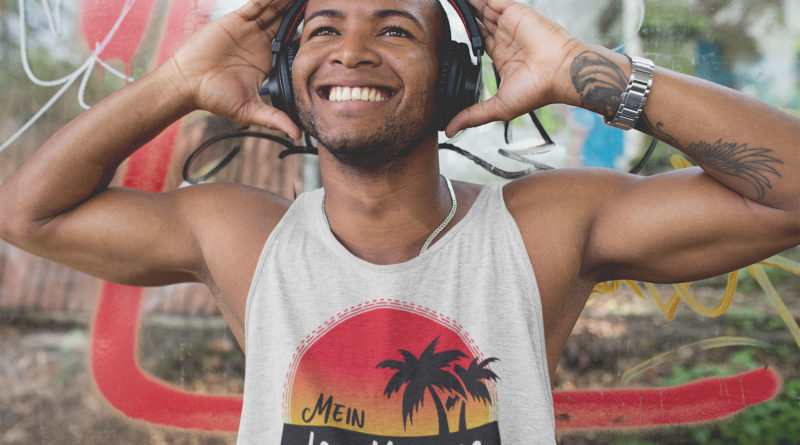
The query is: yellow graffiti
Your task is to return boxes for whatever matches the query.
[592,153,800,381]
[620,336,771,385]
[591,265,797,344]
[747,263,800,348]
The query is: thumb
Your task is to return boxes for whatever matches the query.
[444,96,513,138]
[240,101,303,140]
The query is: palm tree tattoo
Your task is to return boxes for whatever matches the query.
[376,337,500,435]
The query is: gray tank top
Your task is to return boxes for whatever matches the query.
[238,184,555,444]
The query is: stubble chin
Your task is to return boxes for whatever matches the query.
[296,100,436,171]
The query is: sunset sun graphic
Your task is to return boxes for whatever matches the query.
[280,301,502,444]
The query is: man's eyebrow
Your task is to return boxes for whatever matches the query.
[303,8,425,30]
[374,9,424,29]
[305,9,344,23]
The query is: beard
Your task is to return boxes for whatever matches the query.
[295,94,436,171]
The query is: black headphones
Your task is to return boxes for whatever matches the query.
[265,0,484,131]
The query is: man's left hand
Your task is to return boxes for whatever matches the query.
[445,0,581,137]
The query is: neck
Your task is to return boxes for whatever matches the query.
[318,134,455,264]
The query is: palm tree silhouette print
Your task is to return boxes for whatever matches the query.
[376,337,468,435]
[446,357,500,432]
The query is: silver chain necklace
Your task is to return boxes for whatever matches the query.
[321,176,458,255]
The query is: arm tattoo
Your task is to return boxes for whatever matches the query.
[636,114,783,200]
[687,139,783,200]
[635,113,680,147]
[569,51,628,119]
[570,51,783,200]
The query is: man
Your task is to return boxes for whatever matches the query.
[1,0,798,442]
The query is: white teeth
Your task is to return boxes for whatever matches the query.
[327,86,390,102]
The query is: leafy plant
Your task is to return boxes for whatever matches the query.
[688,379,800,445]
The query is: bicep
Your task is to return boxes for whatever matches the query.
[11,186,204,286]
[585,167,800,283]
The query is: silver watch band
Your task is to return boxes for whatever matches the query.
[606,55,655,130]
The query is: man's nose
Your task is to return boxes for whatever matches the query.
[329,33,381,68]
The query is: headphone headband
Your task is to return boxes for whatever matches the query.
[270,0,484,57]
[442,0,484,56]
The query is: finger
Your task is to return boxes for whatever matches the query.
[242,101,303,140]
[236,0,293,27]
[445,96,515,137]
[476,20,496,50]
[465,0,509,24]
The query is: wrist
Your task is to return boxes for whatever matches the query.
[605,55,655,130]
[564,45,634,116]
[551,40,592,106]
[152,58,198,116]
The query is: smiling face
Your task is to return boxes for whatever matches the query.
[291,0,445,169]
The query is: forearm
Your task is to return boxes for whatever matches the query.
[0,63,192,233]
[565,46,800,211]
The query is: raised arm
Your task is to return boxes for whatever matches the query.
[0,0,299,286]
[449,0,800,284]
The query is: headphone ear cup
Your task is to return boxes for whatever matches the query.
[435,41,481,131]
[268,44,299,124]
[435,41,457,130]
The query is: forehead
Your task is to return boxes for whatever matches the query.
[304,0,442,29]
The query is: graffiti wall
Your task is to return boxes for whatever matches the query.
[1,0,799,444]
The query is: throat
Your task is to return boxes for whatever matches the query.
[321,176,458,264]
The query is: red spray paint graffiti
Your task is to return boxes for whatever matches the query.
[82,0,242,431]
[80,0,156,80]
[553,367,780,430]
[76,0,781,434]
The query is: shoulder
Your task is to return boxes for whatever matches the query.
[170,183,295,262]
[502,167,636,244]
[500,167,635,300]
[171,182,292,230]
[503,167,633,215]
[169,183,294,332]
[499,168,636,354]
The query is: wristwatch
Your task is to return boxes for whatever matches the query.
[606,56,655,130]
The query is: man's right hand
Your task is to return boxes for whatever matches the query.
[0,0,302,340]
[166,0,302,139]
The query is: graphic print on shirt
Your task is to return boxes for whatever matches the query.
[280,299,502,444]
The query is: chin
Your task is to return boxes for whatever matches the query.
[320,132,420,170]
[299,107,435,170]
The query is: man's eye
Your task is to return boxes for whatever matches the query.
[309,26,338,37]
[381,27,411,38]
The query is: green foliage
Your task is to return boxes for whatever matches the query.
[641,1,710,39]
[730,349,761,370]
[612,377,800,445]
[613,352,799,445]
[661,362,727,387]
[658,350,765,389]
[687,379,800,445]
[734,264,797,294]
[722,306,769,334]
[640,0,709,74]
